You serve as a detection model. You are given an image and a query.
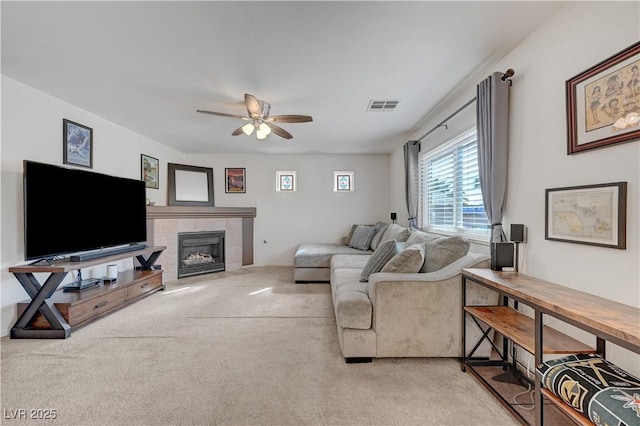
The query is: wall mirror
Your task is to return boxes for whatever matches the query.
[167,163,214,207]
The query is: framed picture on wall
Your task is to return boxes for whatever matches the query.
[566,41,640,154]
[545,182,627,249]
[141,154,159,189]
[63,119,93,168]
[225,168,246,193]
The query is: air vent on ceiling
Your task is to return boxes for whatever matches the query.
[367,100,399,112]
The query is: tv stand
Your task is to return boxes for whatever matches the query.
[9,246,165,339]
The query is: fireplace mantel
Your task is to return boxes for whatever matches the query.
[146,206,256,281]
[146,206,256,219]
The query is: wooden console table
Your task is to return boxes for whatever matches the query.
[461,268,640,425]
[9,246,165,339]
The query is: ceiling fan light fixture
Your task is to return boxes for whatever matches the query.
[242,122,255,135]
[258,122,271,136]
[197,93,312,140]
[256,129,268,140]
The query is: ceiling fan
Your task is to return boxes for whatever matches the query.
[197,94,313,140]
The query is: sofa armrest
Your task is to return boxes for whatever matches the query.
[367,252,490,303]
[420,252,490,280]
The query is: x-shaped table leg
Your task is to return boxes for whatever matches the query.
[11,272,71,339]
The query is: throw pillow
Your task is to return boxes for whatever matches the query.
[349,225,377,251]
[370,223,389,251]
[344,224,359,246]
[405,230,441,246]
[381,243,425,273]
[359,239,398,282]
[378,224,411,246]
[421,236,470,272]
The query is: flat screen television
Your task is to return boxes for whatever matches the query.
[23,160,147,261]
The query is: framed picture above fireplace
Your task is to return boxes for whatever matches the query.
[167,163,214,207]
[225,168,246,193]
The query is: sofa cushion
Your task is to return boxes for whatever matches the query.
[379,224,411,246]
[422,236,470,272]
[406,230,442,245]
[381,243,425,273]
[331,254,371,271]
[331,269,372,329]
[349,225,377,250]
[294,243,371,269]
[360,239,398,282]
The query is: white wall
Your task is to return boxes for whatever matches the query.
[390,2,640,374]
[185,153,390,265]
[0,76,186,337]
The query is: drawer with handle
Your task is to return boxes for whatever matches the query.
[69,288,126,326]
[125,275,162,301]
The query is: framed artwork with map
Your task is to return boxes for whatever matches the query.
[545,182,627,249]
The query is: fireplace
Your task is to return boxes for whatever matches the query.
[177,231,225,278]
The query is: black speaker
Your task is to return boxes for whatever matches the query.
[510,224,525,243]
[390,212,397,223]
[491,242,514,271]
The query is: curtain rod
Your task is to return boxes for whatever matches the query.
[416,69,514,143]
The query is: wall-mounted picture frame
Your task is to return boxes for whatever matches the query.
[225,168,246,193]
[141,154,159,189]
[63,119,93,168]
[276,171,296,192]
[545,182,627,249]
[566,41,640,154]
[167,163,214,207]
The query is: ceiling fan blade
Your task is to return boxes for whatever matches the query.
[269,123,293,140]
[268,115,313,123]
[231,126,245,136]
[244,94,262,118]
[196,110,248,120]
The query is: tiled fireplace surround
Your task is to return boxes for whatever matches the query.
[146,206,256,282]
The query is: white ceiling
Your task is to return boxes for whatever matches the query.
[2,1,566,155]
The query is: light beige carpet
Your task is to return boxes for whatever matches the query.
[1,266,517,425]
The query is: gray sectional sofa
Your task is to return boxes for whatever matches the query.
[294,223,498,362]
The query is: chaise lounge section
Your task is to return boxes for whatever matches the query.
[293,243,370,282]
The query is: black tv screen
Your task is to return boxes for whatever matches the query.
[23,160,147,261]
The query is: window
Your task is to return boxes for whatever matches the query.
[276,171,296,191]
[333,171,354,192]
[418,129,490,241]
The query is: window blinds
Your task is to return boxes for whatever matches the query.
[419,130,490,240]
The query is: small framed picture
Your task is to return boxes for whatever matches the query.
[63,119,93,168]
[141,154,159,189]
[225,168,246,193]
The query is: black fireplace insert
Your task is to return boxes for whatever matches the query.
[177,231,225,278]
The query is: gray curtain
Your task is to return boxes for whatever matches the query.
[403,141,420,229]
[477,72,510,242]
